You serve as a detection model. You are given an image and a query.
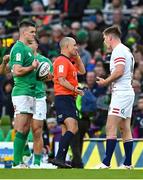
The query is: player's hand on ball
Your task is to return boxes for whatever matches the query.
[32,59,39,69]
[43,73,53,82]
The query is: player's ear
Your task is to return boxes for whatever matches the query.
[109,35,112,41]
[23,30,27,37]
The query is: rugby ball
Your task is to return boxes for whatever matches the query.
[36,62,51,80]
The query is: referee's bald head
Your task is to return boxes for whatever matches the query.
[59,37,75,49]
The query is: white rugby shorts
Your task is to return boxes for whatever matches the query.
[12,95,36,116]
[108,91,135,119]
[33,96,47,120]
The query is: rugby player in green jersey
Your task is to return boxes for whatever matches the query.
[9,20,39,168]
[3,41,53,168]
[29,40,53,168]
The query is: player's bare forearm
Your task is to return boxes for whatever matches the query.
[13,64,35,76]
[96,69,123,86]
[106,71,123,85]
[96,64,124,86]
[58,77,84,96]
[13,60,39,76]
[58,77,75,91]
[105,65,124,85]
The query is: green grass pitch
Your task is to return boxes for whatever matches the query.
[0,169,143,179]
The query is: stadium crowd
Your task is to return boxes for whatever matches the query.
[1,0,143,167]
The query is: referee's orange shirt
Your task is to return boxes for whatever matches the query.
[53,55,78,96]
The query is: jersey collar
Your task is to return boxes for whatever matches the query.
[60,54,75,64]
[60,54,71,61]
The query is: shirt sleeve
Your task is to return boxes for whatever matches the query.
[10,46,25,66]
[113,48,126,66]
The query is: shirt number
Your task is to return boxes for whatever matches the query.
[16,53,21,61]
[58,65,64,73]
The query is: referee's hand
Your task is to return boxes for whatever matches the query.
[75,87,84,96]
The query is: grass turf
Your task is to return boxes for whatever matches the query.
[0,169,143,179]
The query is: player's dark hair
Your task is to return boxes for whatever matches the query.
[103,25,121,38]
[18,20,36,29]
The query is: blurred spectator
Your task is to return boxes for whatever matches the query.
[2,78,14,122]
[132,79,142,106]
[86,59,96,72]
[112,9,128,39]
[0,89,3,117]
[125,0,143,9]
[6,29,19,54]
[86,49,103,72]
[0,22,6,36]
[0,39,7,63]
[71,21,81,38]
[93,48,103,61]
[59,0,90,22]
[11,29,19,43]
[31,1,52,26]
[86,15,96,31]
[49,24,64,55]
[95,91,111,133]
[86,15,103,55]
[103,0,127,25]
[89,67,108,132]
[86,71,107,98]
[94,64,106,79]
[73,82,96,168]
[44,0,59,10]
[138,61,143,76]
[125,23,141,48]
[133,44,143,66]
[129,15,143,42]
[95,10,107,32]
[129,16,139,27]
[62,20,72,36]
[133,68,142,82]
[0,0,23,33]
[38,27,52,57]
[43,118,61,159]
[0,0,23,11]
[76,29,91,69]
[132,97,143,138]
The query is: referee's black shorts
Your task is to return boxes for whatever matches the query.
[55,95,78,124]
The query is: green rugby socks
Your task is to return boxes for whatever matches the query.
[23,143,31,157]
[13,132,28,166]
[34,154,41,166]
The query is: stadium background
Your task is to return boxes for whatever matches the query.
[0,0,143,172]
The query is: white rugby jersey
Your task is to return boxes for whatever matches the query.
[110,43,134,91]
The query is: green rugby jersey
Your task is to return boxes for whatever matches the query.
[9,41,37,97]
[35,53,53,98]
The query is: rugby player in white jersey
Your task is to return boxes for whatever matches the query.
[96,25,135,169]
